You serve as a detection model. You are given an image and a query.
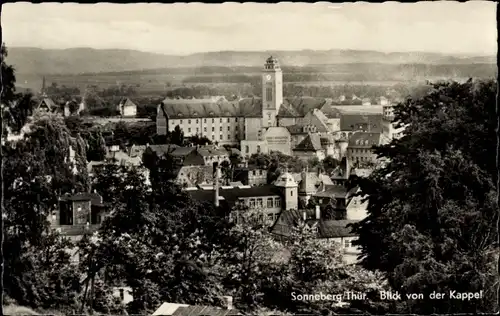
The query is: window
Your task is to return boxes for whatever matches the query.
[267,213,275,221]
[212,118,215,123]
[220,127,223,132]
[212,127,215,132]
[245,146,249,153]
[188,128,191,133]
[257,145,261,153]
[196,128,199,133]
[220,118,223,123]
[204,118,207,123]
[290,190,293,196]
[212,135,215,140]
[344,239,351,248]
[180,120,183,124]
[204,127,207,132]
[249,199,256,208]
[259,170,263,176]
[257,198,263,208]
[196,119,199,123]
[266,87,273,102]
[267,198,273,208]
[188,119,191,124]
[274,198,281,208]
[220,134,223,140]
[227,118,230,123]
[228,126,231,131]
[252,170,256,176]
[235,118,238,122]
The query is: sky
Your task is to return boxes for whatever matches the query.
[2,2,497,56]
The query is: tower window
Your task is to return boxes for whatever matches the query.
[266,87,273,102]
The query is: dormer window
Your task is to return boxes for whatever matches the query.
[178,113,183,117]
[209,112,215,116]
[193,112,198,116]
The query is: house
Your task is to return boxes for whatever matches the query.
[285,124,316,150]
[289,170,334,207]
[187,169,299,224]
[330,157,351,186]
[182,145,230,167]
[112,286,133,305]
[152,296,240,316]
[271,208,361,264]
[176,165,214,188]
[347,132,389,166]
[292,133,325,161]
[361,98,372,106]
[49,192,106,241]
[117,98,138,117]
[233,164,268,186]
[339,114,383,138]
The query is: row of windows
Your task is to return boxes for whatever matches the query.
[244,145,261,153]
[251,170,265,176]
[243,197,281,209]
[186,126,239,133]
[178,118,239,125]
[350,148,372,154]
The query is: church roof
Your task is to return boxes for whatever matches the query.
[293,133,323,152]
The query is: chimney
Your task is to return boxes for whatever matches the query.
[214,163,220,207]
[303,211,307,221]
[222,296,233,310]
[315,205,321,220]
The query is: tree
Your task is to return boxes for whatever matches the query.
[170,125,184,146]
[352,80,498,314]
[322,156,340,174]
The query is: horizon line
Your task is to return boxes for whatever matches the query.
[6,46,496,58]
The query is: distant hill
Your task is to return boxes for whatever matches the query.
[6,47,496,75]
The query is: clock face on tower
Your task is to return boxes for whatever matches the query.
[266,74,272,81]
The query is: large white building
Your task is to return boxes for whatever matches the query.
[156,56,403,160]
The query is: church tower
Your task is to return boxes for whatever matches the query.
[261,56,283,128]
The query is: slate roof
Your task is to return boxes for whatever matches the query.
[59,192,103,206]
[153,302,241,316]
[159,97,261,119]
[348,132,383,148]
[277,97,328,118]
[340,114,383,132]
[147,144,180,156]
[171,146,197,157]
[188,184,282,209]
[271,209,359,238]
[293,133,323,152]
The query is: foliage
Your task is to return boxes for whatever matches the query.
[170,124,184,146]
[248,151,308,183]
[322,156,340,174]
[352,79,498,314]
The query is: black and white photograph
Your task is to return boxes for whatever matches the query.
[0,2,498,315]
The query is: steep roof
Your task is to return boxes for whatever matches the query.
[319,99,343,119]
[348,132,382,148]
[271,209,359,239]
[293,133,323,152]
[119,98,137,108]
[285,124,307,135]
[291,172,333,195]
[277,97,328,118]
[160,97,261,119]
[37,98,57,111]
[340,114,383,132]
[147,144,179,156]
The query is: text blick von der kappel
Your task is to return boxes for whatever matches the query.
[379,290,484,301]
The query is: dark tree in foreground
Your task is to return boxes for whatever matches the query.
[352,79,498,314]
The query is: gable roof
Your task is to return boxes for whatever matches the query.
[340,114,383,132]
[160,97,261,119]
[319,99,343,119]
[147,144,179,156]
[271,209,359,239]
[119,98,137,108]
[348,132,382,148]
[291,172,334,195]
[277,97,328,118]
[293,133,323,152]
[285,124,307,135]
[37,98,57,111]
